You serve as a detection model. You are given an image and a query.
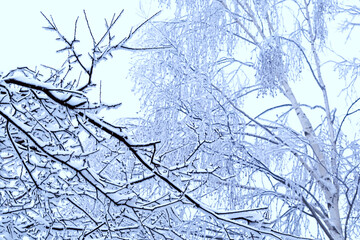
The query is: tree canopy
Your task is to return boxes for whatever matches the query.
[1,1,360,239]
[131,0,360,239]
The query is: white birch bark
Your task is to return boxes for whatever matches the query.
[282,80,342,240]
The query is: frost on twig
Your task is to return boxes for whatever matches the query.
[313,0,337,45]
[3,69,89,109]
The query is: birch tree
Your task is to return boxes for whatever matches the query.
[129,0,360,239]
[0,8,287,240]
[2,1,360,240]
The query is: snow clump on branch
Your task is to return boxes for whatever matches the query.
[256,36,287,96]
[313,0,337,45]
